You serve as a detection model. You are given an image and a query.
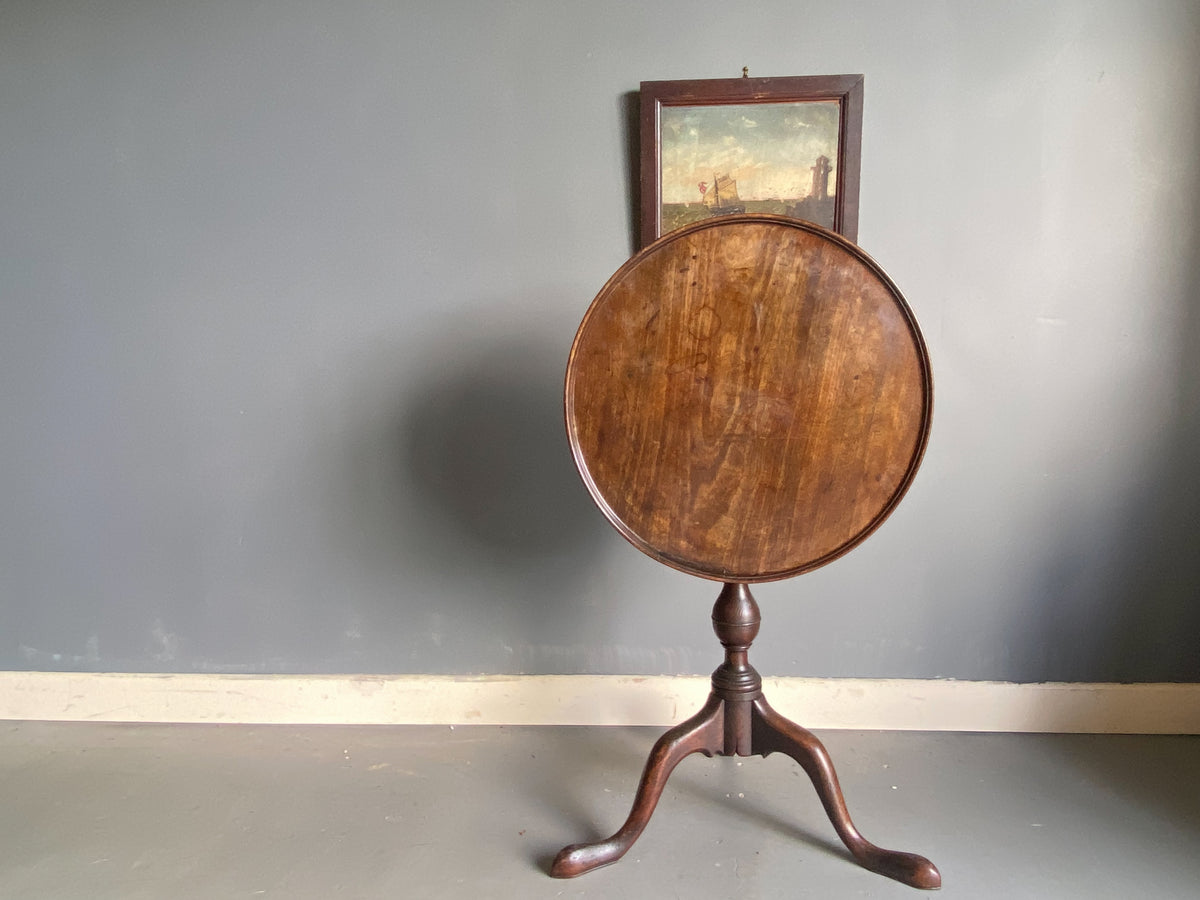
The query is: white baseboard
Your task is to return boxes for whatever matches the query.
[1,672,1197,733]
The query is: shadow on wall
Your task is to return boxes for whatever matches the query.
[1014,234,1200,684]
[330,327,613,673]
[1096,244,1200,683]
[621,89,641,255]
[401,342,601,570]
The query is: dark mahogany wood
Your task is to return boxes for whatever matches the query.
[550,584,941,889]
[554,216,939,888]
[566,215,931,582]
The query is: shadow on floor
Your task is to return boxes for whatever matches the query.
[1040,733,1200,837]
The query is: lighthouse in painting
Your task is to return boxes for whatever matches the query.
[811,155,831,202]
[791,154,836,230]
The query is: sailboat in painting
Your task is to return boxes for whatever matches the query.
[700,173,745,217]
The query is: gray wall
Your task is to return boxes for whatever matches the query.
[2,1,1197,681]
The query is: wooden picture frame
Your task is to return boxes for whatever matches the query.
[639,74,864,248]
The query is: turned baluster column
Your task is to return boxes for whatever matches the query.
[710,582,763,756]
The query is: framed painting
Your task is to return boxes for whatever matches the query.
[639,74,863,248]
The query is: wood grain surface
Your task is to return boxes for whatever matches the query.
[566,215,931,582]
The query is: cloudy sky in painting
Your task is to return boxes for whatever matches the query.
[659,101,839,203]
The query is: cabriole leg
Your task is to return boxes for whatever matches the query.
[752,696,941,890]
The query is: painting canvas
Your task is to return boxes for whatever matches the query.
[640,75,863,247]
[659,101,841,235]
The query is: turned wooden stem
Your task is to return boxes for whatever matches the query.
[711,582,762,691]
[711,582,761,756]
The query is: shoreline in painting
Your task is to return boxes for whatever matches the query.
[662,197,835,234]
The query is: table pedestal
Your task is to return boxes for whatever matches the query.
[550,583,941,890]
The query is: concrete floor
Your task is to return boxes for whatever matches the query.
[0,722,1197,899]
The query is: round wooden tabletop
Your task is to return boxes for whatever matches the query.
[566,215,932,583]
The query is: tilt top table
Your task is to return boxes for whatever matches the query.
[551,215,939,889]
